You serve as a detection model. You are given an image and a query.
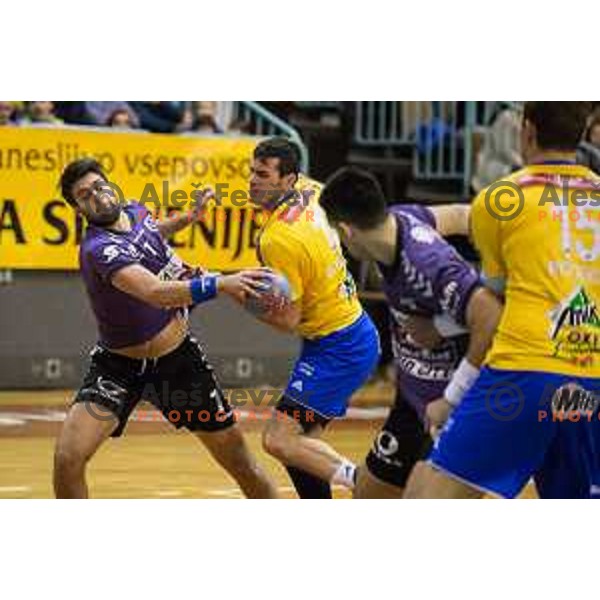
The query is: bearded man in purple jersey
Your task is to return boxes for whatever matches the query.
[319,167,503,499]
[53,158,278,498]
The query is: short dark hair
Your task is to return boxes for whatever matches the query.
[320,166,387,229]
[253,136,301,177]
[524,101,593,151]
[60,158,107,207]
[584,108,600,142]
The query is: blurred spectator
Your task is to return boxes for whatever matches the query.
[22,101,63,125]
[0,101,18,126]
[191,101,223,134]
[228,118,253,135]
[176,104,193,132]
[88,102,139,127]
[471,101,523,193]
[577,109,600,174]
[129,101,188,133]
[587,112,600,146]
[106,108,136,129]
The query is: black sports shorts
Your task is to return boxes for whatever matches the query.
[365,391,433,488]
[73,336,235,437]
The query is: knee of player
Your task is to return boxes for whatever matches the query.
[53,445,88,475]
[261,422,296,461]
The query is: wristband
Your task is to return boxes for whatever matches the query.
[189,275,218,305]
[443,359,480,407]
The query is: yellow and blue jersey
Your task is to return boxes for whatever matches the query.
[471,161,600,377]
[429,160,600,498]
[257,175,363,340]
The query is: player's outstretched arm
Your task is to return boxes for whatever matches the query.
[429,204,471,237]
[156,211,196,238]
[156,187,214,238]
[111,264,265,309]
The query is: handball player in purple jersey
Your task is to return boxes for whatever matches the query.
[53,158,278,498]
[320,167,503,498]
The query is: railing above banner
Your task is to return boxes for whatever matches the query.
[352,101,513,197]
[232,101,309,172]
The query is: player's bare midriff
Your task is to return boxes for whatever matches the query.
[109,313,189,359]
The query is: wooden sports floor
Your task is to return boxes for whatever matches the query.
[0,388,534,499]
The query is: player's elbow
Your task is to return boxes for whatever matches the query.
[262,305,301,333]
[435,204,471,237]
[466,286,503,332]
[281,305,301,331]
[455,204,471,237]
[155,222,169,238]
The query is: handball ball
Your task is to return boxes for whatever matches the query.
[245,271,292,315]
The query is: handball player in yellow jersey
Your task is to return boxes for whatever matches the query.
[405,102,600,499]
[249,138,380,498]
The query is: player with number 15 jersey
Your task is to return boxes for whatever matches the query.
[423,102,600,499]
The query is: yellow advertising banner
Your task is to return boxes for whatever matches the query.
[0,126,264,270]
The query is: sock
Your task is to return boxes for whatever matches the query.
[286,466,332,499]
[331,460,357,489]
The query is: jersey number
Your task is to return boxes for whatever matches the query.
[559,206,600,262]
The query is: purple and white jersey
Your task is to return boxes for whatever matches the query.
[379,204,480,421]
[80,202,189,349]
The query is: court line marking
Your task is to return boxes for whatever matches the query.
[155,490,184,497]
[0,410,66,425]
[0,486,31,493]
[0,417,26,426]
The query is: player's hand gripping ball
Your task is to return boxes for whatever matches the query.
[245,271,292,316]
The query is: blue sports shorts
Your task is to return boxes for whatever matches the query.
[428,367,600,498]
[283,311,381,419]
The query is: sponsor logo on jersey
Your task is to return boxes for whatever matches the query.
[549,286,600,366]
[551,384,599,417]
[395,355,454,382]
[410,225,436,244]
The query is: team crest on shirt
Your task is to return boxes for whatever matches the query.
[410,225,436,244]
[548,286,600,366]
[102,244,121,263]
